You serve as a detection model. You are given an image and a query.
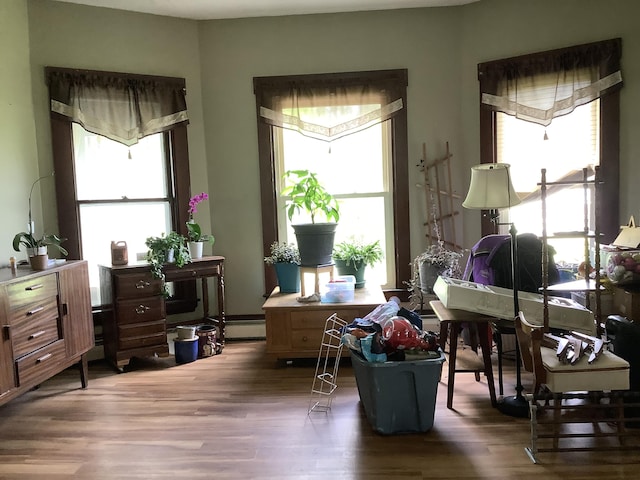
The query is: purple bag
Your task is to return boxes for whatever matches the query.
[463,234,510,285]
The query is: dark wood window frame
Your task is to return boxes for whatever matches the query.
[478,42,620,244]
[253,69,411,296]
[48,71,195,314]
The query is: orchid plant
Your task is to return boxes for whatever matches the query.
[186,192,215,244]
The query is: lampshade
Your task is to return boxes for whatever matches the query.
[462,163,521,210]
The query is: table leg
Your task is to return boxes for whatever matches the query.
[478,321,497,407]
[447,322,460,409]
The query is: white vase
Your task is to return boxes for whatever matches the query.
[166,248,175,263]
[189,241,204,259]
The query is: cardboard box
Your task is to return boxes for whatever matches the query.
[612,286,640,320]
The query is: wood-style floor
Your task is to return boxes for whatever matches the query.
[1,339,639,480]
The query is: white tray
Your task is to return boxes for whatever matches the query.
[433,276,596,335]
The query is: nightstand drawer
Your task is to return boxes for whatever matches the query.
[116,297,165,325]
[118,320,167,350]
[115,272,163,299]
[11,298,60,358]
[7,274,58,311]
[15,340,66,387]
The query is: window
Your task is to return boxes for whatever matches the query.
[254,69,410,294]
[478,39,622,251]
[274,111,393,287]
[47,68,193,309]
[497,101,600,265]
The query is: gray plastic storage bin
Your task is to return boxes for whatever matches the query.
[351,350,445,434]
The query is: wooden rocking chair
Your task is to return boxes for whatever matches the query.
[514,311,636,463]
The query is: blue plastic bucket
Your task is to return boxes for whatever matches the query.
[174,337,199,364]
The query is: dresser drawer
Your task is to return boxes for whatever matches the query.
[290,309,351,329]
[290,328,324,351]
[115,272,163,299]
[116,297,165,325]
[165,264,221,281]
[7,274,58,311]
[15,340,66,388]
[118,320,167,350]
[11,298,60,358]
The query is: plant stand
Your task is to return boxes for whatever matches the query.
[300,263,334,296]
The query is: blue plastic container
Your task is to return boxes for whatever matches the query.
[351,350,445,434]
[174,337,199,364]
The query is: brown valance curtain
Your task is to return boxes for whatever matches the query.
[46,67,189,146]
[478,38,622,126]
[254,69,407,142]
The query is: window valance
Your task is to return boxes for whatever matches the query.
[46,67,189,146]
[254,69,407,142]
[478,38,622,126]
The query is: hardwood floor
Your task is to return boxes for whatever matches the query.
[0,340,639,479]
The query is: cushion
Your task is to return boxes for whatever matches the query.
[540,346,630,392]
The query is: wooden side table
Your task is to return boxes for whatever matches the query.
[430,300,497,410]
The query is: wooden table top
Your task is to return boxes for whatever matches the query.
[429,300,495,323]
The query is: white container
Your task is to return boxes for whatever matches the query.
[176,325,197,340]
[433,276,596,335]
[321,275,355,303]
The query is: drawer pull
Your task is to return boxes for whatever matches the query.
[26,306,44,316]
[25,283,44,291]
[135,280,151,289]
[135,305,151,314]
[302,336,308,342]
[28,330,47,340]
[36,353,53,363]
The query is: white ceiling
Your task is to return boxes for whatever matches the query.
[51,0,480,20]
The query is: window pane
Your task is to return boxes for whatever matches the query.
[73,123,168,200]
[275,117,394,287]
[80,202,172,305]
[497,100,599,266]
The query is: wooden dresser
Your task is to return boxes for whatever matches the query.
[99,256,225,372]
[0,260,94,407]
[262,286,386,360]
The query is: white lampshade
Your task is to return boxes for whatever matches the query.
[462,163,521,210]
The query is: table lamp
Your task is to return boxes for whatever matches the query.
[463,163,529,418]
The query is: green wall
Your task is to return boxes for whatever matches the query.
[2,0,639,317]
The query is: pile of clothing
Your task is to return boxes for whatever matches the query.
[341,298,440,362]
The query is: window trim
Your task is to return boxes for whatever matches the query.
[254,69,410,295]
[479,43,620,243]
[49,73,194,312]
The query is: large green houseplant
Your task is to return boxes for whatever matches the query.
[145,231,191,296]
[332,239,383,288]
[281,170,340,266]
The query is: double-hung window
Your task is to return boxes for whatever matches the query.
[254,69,410,294]
[47,68,193,310]
[478,39,622,262]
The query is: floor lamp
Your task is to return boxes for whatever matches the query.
[463,163,529,418]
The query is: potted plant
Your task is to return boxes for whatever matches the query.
[408,241,464,303]
[145,232,191,296]
[264,242,301,293]
[332,239,384,289]
[186,192,215,259]
[281,170,340,266]
[13,232,68,270]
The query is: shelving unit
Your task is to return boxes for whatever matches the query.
[308,314,348,414]
[540,166,603,333]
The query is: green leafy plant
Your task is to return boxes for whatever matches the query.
[264,242,301,265]
[13,232,68,257]
[186,192,215,244]
[145,232,191,296]
[332,239,383,270]
[281,170,340,224]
